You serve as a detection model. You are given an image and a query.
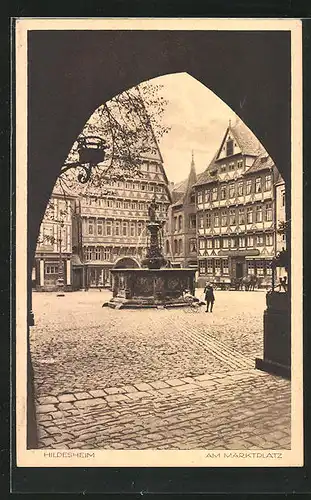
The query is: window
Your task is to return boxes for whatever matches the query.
[266,233,273,246]
[174,239,178,254]
[178,239,183,254]
[190,191,195,203]
[166,240,170,254]
[178,215,183,231]
[107,199,114,208]
[42,225,54,244]
[206,239,213,249]
[207,259,213,273]
[247,235,254,247]
[104,248,111,260]
[189,239,197,253]
[137,222,143,236]
[94,219,103,236]
[230,237,237,248]
[247,261,255,274]
[131,201,137,210]
[238,208,245,225]
[222,259,229,274]
[122,222,127,236]
[221,210,228,226]
[220,165,227,173]
[220,186,227,200]
[265,203,273,221]
[205,190,211,202]
[282,191,285,207]
[116,200,122,208]
[95,247,101,260]
[239,236,246,248]
[174,216,178,231]
[106,221,112,236]
[257,234,264,246]
[229,209,236,226]
[130,222,135,237]
[214,212,219,227]
[125,182,131,189]
[86,247,94,260]
[264,174,272,191]
[212,187,218,201]
[226,139,234,156]
[247,207,253,224]
[237,160,243,169]
[214,238,220,249]
[215,259,221,273]
[222,238,229,248]
[256,205,263,222]
[199,239,205,250]
[229,162,235,171]
[88,219,94,235]
[189,214,196,229]
[266,262,272,275]
[257,261,264,276]
[206,213,211,228]
[124,201,130,209]
[255,177,262,193]
[115,221,120,236]
[229,184,235,198]
[141,183,146,191]
[198,191,203,204]
[138,202,144,211]
[199,215,204,229]
[149,184,154,192]
[237,182,244,196]
[246,179,252,194]
[45,265,58,274]
[199,260,206,275]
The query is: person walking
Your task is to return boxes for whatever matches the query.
[204,282,215,312]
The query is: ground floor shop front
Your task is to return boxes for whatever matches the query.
[197,254,273,288]
[33,254,73,291]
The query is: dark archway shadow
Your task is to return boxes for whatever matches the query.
[114,257,141,269]
[25,29,291,448]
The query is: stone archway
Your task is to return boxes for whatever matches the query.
[24,28,292,447]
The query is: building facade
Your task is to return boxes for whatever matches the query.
[164,153,199,268]
[195,120,283,288]
[72,148,172,288]
[34,189,76,291]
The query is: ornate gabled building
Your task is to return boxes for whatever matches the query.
[194,119,283,288]
[163,153,200,268]
[72,147,172,289]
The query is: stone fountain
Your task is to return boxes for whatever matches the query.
[104,197,196,309]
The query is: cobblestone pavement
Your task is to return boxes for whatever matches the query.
[31,290,264,396]
[31,290,291,450]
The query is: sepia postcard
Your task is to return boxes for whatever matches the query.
[14,18,303,469]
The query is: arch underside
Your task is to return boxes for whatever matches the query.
[27,29,291,275]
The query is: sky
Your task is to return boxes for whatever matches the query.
[144,72,238,185]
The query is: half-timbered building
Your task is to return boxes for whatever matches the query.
[195,119,283,288]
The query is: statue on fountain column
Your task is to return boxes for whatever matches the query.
[148,196,158,222]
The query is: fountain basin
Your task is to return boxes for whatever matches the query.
[104,268,196,309]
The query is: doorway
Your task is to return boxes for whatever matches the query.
[236,262,244,279]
